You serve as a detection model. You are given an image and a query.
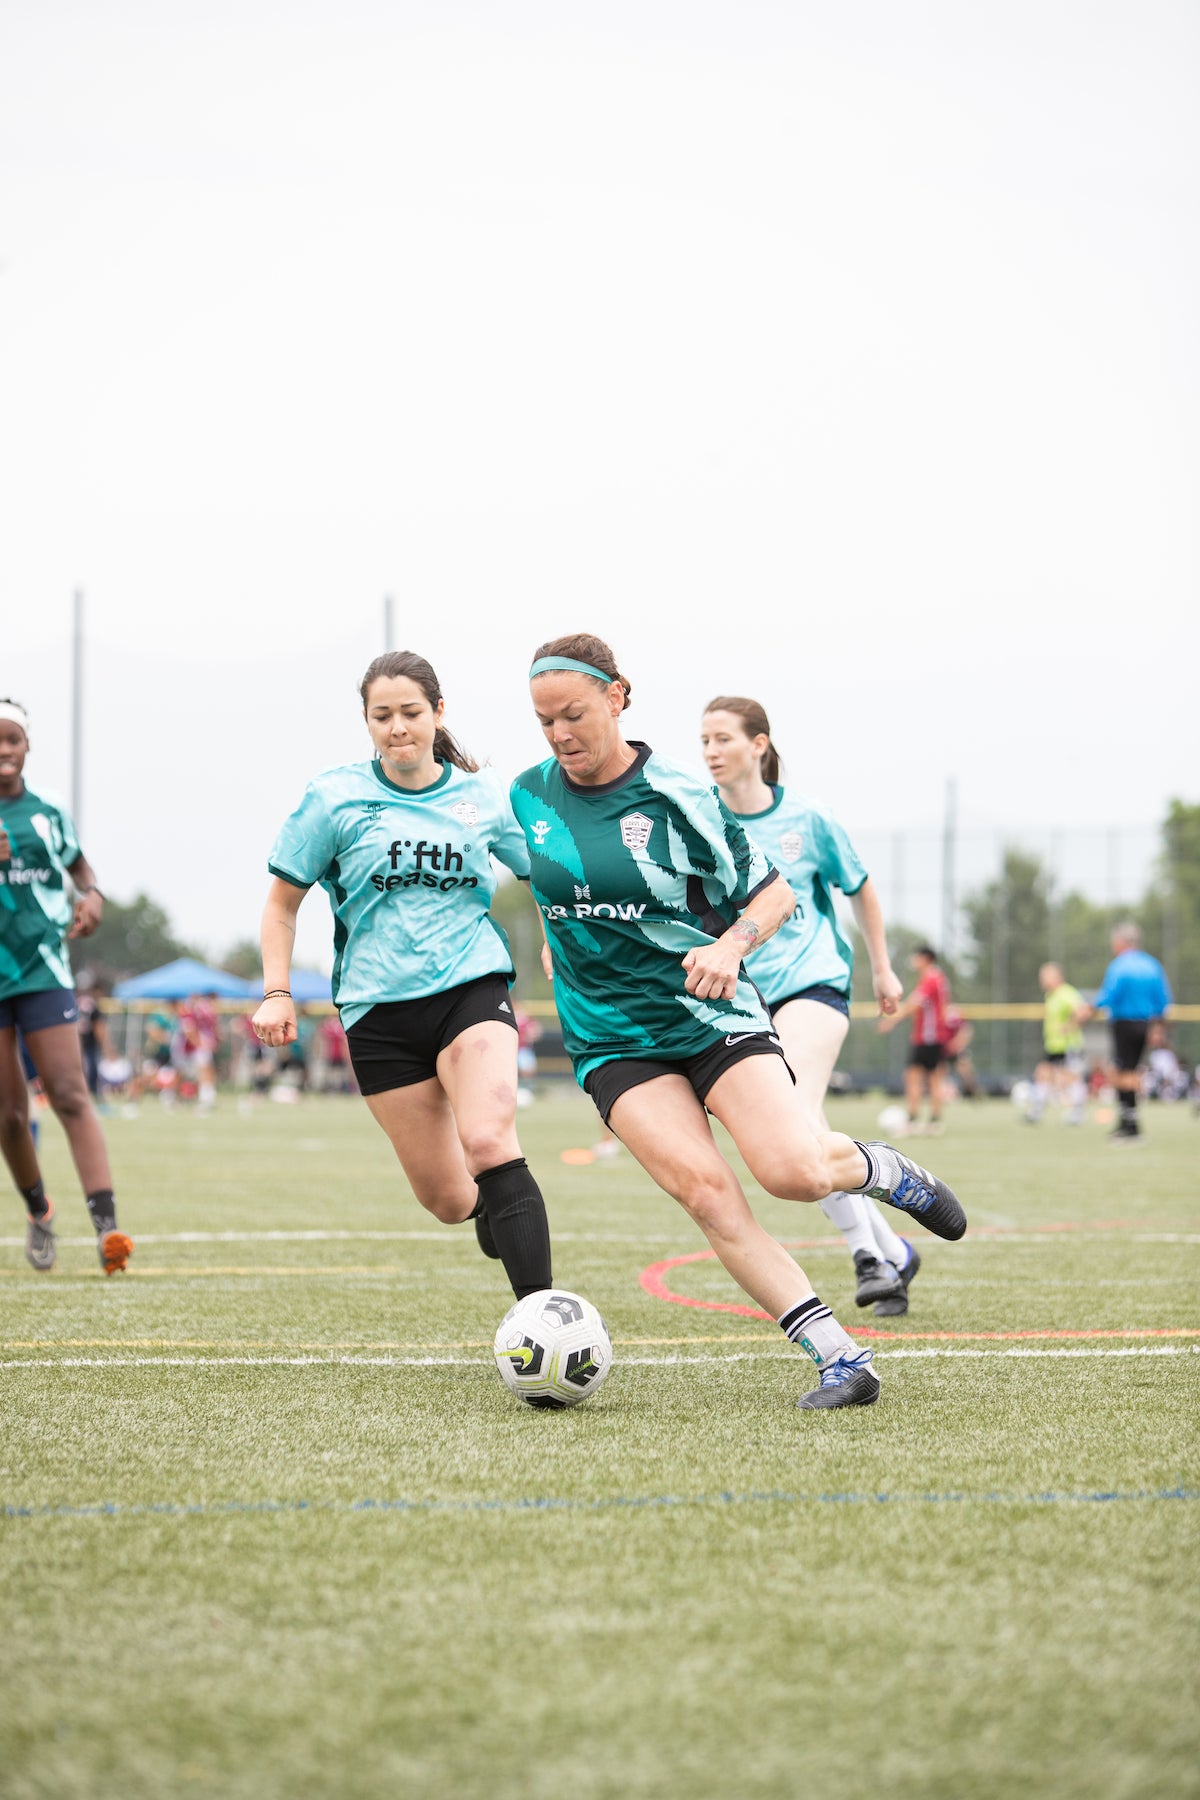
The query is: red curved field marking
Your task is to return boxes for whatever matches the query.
[639,1232,1200,1342]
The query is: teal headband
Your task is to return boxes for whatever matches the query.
[528,655,615,683]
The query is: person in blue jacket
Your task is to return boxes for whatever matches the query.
[1076,923,1172,1140]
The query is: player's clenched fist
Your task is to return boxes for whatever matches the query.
[253,995,298,1047]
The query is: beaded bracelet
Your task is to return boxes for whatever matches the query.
[263,989,292,1000]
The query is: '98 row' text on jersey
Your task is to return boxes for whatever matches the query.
[510,744,779,1085]
[269,761,530,1028]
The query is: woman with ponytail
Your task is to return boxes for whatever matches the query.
[252,652,554,1304]
[700,697,920,1316]
[512,634,965,1412]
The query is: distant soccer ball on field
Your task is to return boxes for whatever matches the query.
[876,1104,909,1135]
[493,1289,613,1410]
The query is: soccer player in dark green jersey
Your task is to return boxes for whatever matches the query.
[513,635,967,1411]
[0,700,132,1275]
[253,653,553,1302]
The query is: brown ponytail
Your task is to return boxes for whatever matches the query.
[703,695,782,785]
[359,652,478,773]
[531,633,632,711]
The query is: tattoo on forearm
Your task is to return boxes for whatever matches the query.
[729,920,761,954]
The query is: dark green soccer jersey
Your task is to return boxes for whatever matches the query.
[0,781,82,1001]
[509,743,778,1085]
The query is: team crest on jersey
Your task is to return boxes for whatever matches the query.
[362,801,385,823]
[779,832,805,862]
[619,812,653,853]
[531,819,553,846]
[450,801,479,827]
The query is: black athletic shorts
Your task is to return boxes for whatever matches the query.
[583,1030,792,1127]
[345,974,518,1096]
[1110,1019,1150,1074]
[908,1042,945,1071]
[769,982,851,1020]
[0,986,79,1034]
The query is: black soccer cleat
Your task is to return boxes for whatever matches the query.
[796,1350,881,1410]
[853,1250,903,1308]
[864,1144,966,1241]
[874,1240,921,1317]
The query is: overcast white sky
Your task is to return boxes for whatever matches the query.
[2,1,1197,971]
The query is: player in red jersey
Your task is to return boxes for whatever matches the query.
[878,945,953,1133]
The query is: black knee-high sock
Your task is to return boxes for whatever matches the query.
[475,1158,552,1300]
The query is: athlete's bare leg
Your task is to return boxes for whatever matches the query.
[773,1000,908,1271]
[435,1022,524,1175]
[0,1027,40,1189]
[609,1073,822,1317]
[23,1022,112,1194]
[363,1078,479,1222]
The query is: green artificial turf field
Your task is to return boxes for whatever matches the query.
[2,1092,1197,1800]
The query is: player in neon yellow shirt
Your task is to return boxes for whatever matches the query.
[1026,963,1086,1124]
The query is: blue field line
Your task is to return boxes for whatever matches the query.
[3,1485,1196,1523]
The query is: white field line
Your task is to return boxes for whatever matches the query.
[2,1346,1199,1370]
[2,1229,1197,1249]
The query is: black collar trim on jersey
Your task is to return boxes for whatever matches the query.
[371,758,453,798]
[735,784,784,822]
[559,741,652,797]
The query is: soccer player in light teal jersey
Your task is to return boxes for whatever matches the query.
[517,633,966,1412]
[254,652,553,1303]
[0,699,133,1276]
[702,697,921,1319]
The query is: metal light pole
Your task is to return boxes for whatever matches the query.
[940,776,957,966]
[383,594,395,651]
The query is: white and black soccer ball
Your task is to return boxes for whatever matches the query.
[493,1288,613,1409]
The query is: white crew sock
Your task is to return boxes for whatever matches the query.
[849,1141,905,1198]
[818,1190,878,1259]
[777,1292,858,1369]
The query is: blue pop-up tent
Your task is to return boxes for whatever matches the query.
[112,958,257,1002]
[287,968,333,1003]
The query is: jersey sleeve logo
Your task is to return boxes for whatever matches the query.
[450,801,479,827]
[779,832,804,862]
[619,812,653,852]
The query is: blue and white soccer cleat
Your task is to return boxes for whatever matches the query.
[865,1144,966,1241]
[795,1349,881,1410]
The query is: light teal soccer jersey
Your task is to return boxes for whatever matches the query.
[731,789,867,1005]
[509,743,778,1086]
[0,781,82,1001]
[269,760,531,1028]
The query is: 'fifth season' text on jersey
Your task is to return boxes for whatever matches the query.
[730,789,868,1005]
[269,760,530,1027]
[0,782,82,1001]
[510,743,780,1085]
